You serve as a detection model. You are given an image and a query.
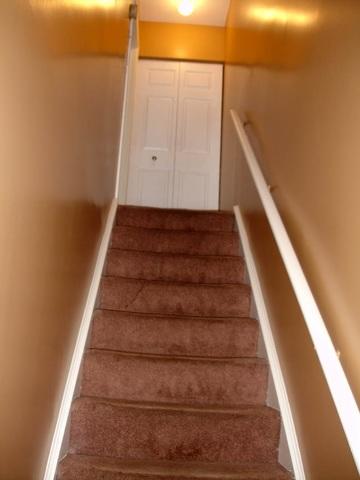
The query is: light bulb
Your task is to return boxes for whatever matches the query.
[178,0,194,16]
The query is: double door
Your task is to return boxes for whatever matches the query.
[126,60,223,210]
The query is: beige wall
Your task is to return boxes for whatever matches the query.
[0,2,128,479]
[222,0,360,478]
[139,21,225,62]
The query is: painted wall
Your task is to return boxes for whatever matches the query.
[222,0,360,478]
[0,1,128,478]
[139,21,225,62]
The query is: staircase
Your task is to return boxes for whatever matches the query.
[57,206,291,480]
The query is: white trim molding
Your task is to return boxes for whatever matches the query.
[234,207,305,480]
[231,109,360,474]
[43,198,117,480]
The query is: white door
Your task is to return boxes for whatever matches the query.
[173,62,222,210]
[126,60,223,210]
[126,60,179,208]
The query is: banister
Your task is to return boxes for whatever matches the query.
[230,108,360,473]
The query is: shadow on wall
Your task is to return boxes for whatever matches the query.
[0,1,128,478]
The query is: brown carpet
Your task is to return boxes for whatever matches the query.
[57,206,292,480]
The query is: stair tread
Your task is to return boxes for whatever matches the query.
[113,225,238,238]
[59,454,292,479]
[81,350,268,406]
[91,310,259,358]
[102,275,247,288]
[73,395,278,417]
[93,309,258,323]
[111,226,239,256]
[117,205,235,233]
[85,348,266,363]
[113,225,239,239]
[81,349,268,406]
[118,205,234,216]
[99,277,251,318]
[70,398,280,466]
[106,249,244,285]
[108,247,242,260]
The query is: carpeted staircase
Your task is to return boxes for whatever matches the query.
[57,206,291,480]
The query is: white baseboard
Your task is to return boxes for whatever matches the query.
[233,206,305,480]
[43,198,118,480]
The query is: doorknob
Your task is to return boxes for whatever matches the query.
[152,155,158,162]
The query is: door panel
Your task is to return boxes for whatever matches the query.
[137,170,170,208]
[144,97,174,149]
[126,60,222,210]
[184,70,212,89]
[176,171,209,210]
[126,60,179,208]
[181,99,211,154]
[173,62,223,210]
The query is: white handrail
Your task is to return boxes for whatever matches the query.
[230,109,360,473]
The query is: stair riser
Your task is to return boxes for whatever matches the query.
[117,207,235,232]
[111,227,240,257]
[81,353,268,407]
[70,401,280,465]
[99,278,251,318]
[106,250,244,285]
[91,312,259,357]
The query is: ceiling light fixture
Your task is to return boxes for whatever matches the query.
[178,0,194,17]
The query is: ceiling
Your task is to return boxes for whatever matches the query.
[138,0,231,27]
